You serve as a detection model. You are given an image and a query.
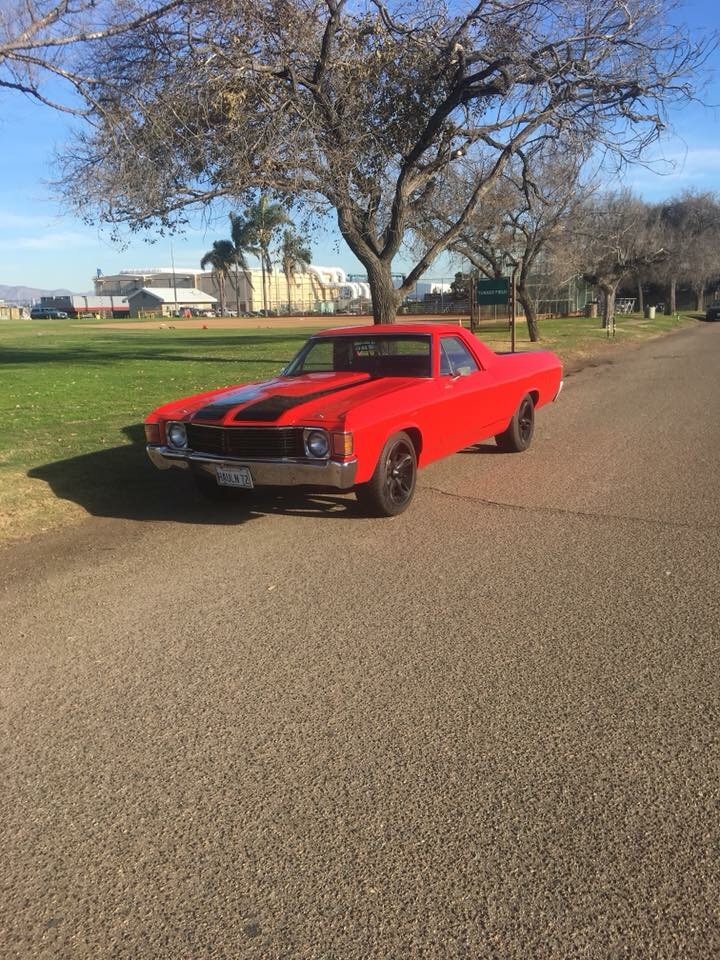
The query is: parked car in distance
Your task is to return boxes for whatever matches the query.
[145,323,563,516]
[30,307,68,319]
[705,300,720,321]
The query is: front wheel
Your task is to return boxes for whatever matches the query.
[355,431,417,517]
[495,394,535,452]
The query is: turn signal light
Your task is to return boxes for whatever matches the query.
[332,432,354,457]
[145,422,161,444]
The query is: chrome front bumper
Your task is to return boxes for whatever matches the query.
[146,445,358,489]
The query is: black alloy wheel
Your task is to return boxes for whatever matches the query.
[495,394,535,453]
[356,431,417,517]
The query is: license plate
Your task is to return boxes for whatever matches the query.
[215,465,254,489]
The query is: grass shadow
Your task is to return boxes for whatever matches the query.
[27,424,361,526]
[0,334,310,367]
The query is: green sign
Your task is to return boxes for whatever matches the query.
[475,278,509,305]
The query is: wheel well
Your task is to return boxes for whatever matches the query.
[528,390,539,407]
[402,427,423,462]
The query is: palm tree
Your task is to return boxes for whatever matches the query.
[200,240,236,316]
[280,229,312,313]
[229,212,257,314]
[245,195,291,313]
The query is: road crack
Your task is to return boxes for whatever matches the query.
[422,485,717,533]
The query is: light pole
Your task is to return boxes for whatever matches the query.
[170,239,179,316]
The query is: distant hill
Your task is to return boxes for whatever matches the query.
[0,283,78,304]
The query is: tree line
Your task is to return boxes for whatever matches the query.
[1,1,716,330]
[426,158,720,338]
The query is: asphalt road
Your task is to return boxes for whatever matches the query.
[1,323,718,959]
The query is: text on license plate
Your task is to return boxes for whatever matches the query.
[215,466,254,489]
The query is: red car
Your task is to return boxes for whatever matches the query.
[145,323,563,516]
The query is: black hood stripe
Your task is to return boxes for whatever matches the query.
[192,385,267,422]
[234,378,371,422]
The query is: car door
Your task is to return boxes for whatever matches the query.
[436,335,498,451]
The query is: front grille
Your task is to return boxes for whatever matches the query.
[185,424,306,459]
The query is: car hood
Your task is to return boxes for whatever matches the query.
[161,372,421,426]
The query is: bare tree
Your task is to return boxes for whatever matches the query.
[0,0,181,112]
[570,192,665,328]
[59,0,714,323]
[657,191,720,313]
[421,146,592,340]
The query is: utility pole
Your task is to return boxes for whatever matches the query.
[170,239,179,316]
[510,267,517,353]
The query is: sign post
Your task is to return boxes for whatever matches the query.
[474,278,510,306]
[475,277,511,348]
[510,269,517,353]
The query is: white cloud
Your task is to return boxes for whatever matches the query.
[0,229,96,252]
[621,147,720,199]
[15,232,94,251]
[0,209,54,231]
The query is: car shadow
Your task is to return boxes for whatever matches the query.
[28,424,362,526]
[459,441,503,455]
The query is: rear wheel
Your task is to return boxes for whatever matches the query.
[495,394,535,452]
[355,432,417,517]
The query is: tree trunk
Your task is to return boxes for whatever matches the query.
[636,279,644,316]
[600,282,617,329]
[516,285,539,342]
[695,286,705,311]
[365,260,401,324]
[235,265,241,316]
[335,207,401,323]
[667,277,677,314]
[218,274,226,316]
[285,270,295,314]
[260,255,268,313]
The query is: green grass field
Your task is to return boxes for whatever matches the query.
[0,310,696,541]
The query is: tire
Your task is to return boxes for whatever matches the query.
[495,394,535,453]
[193,469,246,501]
[355,431,417,517]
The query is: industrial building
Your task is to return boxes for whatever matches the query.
[39,294,130,317]
[127,287,216,317]
[93,265,370,315]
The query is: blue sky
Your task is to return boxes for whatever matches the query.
[0,0,718,293]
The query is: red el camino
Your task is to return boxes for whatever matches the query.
[145,323,563,515]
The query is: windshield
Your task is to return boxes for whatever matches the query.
[284,335,432,378]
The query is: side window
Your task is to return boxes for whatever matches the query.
[439,337,480,376]
[439,341,453,376]
[300,340,334,371]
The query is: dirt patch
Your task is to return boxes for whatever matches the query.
[83,313,471,331]
[85,314,379,331]
[0,471,87,542]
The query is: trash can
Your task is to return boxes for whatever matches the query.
[645,305,656,319]
[585,301,598,318]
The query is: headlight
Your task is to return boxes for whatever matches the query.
[166,421,188,448]
[304,429,330,459]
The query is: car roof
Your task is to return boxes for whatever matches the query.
[315,323,464,337]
